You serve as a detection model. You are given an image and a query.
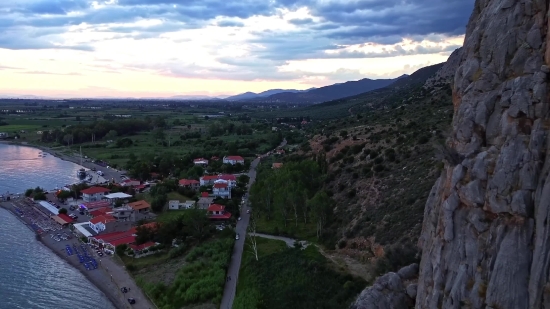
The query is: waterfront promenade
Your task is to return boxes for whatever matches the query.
[0,198,154,309]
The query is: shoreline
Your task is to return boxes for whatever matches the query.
[0,201,126,309]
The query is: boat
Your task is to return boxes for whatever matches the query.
[77,146,86,179]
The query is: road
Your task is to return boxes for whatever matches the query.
[219,157,259,309]
[219,138,286,309]
[249,232,309,249]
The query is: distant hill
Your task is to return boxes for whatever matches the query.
[259,76,405,104]
[226,89,307,101]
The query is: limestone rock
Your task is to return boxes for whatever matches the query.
[397,263,419,280]
[350,271,413,309]
[415,0,550,308]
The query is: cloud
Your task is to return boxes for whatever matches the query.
[19,71,82,75]
[217,20,245,27]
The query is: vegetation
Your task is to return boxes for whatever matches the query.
[234,239,365,309]
[137,238,234,309]
[24,186,46,200]
[249,156,336,244]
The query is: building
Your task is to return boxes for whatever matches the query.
[79,200,111,212]
[223,156,245,165]
[81,186,111,202]
[213,181,231,198]
[168,200,196,210]
[110,205,134,221]
[200,174,237,187]
[128,200,151,213]
[89,214,116,234]
[52,214,74,227]
[272,163,283,169]
[179,179,200,190]
[193,158,209,166]
[120,179,140,187]
[89,229,136,252]
[104,192,133,205]
[207,204,231,220]
[197,195,215,209]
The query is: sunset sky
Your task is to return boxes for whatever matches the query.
[0,0,474,98]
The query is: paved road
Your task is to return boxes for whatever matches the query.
[249,232,309,249]
[219,157,259,309]
[219,138,286,309]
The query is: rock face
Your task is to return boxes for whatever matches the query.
[350,264,419,309]
[416,0,550,308]
[423,47,463,89]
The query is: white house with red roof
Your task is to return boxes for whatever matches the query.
[193,158,209,166]
[89,214,116,234]
[200,174,237,187]
[81,186,111,202]
[213,181,231,198]
[207,204,231,220]
[223,155,244,165]
[179,179,200,190]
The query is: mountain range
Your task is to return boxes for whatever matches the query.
[0,76,407,104]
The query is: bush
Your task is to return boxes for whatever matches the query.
[168,245,187,259]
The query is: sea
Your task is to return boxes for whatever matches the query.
[0,143,116,309]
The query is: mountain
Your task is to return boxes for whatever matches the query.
[260,76,406,103]
[225,89,305,101]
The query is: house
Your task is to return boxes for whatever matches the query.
[81,186,111,202]
[168,200,196,210]
[193,158,209,166]
[89,229,136,252]
[89,207,110,217]
[0,132,8,139]
[223,156,244,165]
[211,156,220,161]
[200,175,219,186]
[207,204,232,220]
[104,192,133,205]
[110,205,134,221]
[301,120,308,125]
[128,200,151,213]
[272,163,283,169]
[179,179,200,190]
[197,196,215,209]
[200,174,237,187]
[120,179,140,187]
[89,214,116,234]
[276,149,285,155]
[212,181,231,198]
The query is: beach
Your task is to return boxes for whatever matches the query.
[0,198,155,309]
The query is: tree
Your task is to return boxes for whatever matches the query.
[58,208,68,214]
[57,190,72,201]
[246,214,259,261]
[152,128,166,141]
[105,130,118,140]
[308,191,333,239]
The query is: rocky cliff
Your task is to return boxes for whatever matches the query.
[417,0,550,308]
[423,47,463,89]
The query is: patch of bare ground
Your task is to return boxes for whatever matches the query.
[134,255,187,286]
[318,245,374,282]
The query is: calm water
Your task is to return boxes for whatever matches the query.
[0,143,115,309]
[0,143,83,194]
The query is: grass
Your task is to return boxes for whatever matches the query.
[121,251,170,269]
[255,216,318,242]
[167,191,189,202]
[233,239,365,309]
[156,209,188,223]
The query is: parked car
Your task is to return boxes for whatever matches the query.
[238,217,242,221]
[235,234,240,240]
[247,209,250,214]
[127,298,136,304]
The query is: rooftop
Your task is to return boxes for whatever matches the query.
[104,192,133,199]
[89,214,116,225]
[207,204,225,212]
[128,200,151,210]
[179,179,200,185]
[225,155,244,161]
[81,186,111,195]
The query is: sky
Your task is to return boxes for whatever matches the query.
[0,0,474,98]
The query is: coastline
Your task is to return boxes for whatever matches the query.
[0,201,126,309]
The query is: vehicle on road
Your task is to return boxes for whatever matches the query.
[238,217,242,221]
[247,209,250,214]
[97,171,104,176]
[127,298,135,304]
[235,234,240,240]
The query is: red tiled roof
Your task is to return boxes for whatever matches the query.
[134,184,146,189]
[179,179,200,186]
[226,156,244,161]
[139,222,159,231]
[57,213,74,223]
[82,200,111,209]
[129,241,156,251]
[213,182,228,188]
[92,229,134,242]
[128,200,151,210]
[211,156,219,160]
[81,187,110,195]
[201,175,218,181]
[89,214,115,225]
[194,158,208,163]
[207,204,225,212]
[89,207,109,217]
[209,212,232,220]
[109,236,136,247]
[201,192,209,197]
[218,174,236,181]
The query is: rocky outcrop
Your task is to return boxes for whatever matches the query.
[416,0,550,308]
[350,264,419,309]
[423,47,463,89]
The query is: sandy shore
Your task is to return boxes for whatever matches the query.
[0,200,130,309]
